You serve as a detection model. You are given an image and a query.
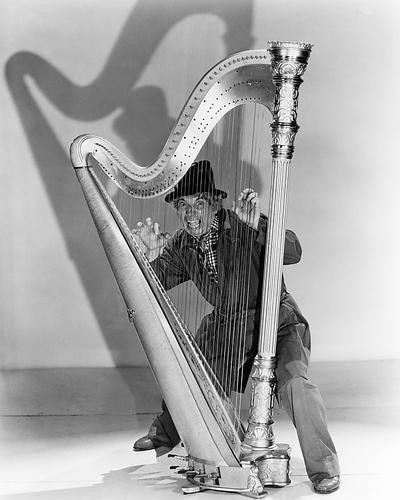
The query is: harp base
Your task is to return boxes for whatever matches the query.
[254,444,291,487]
[174,446,291,497]
[240,443,291,487]
[181,465,266,498]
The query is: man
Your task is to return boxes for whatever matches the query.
[132,160,340,494]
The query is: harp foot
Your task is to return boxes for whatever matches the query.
[182,484,202,495]
[182,474,267,498]
[179,467,267,498]
[240,443,291,487]
[170,451,290,496]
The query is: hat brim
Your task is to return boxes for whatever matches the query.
[165,188,227,204]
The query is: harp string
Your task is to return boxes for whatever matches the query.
[211,105,261,423]
[226,105,238,403]
[227,104,253,410]
[234,103,263,418]
[105,103,266,427]
[230,106,247,410]
[222,107,239,399]
[201,103,262,423]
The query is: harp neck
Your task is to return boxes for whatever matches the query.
[70,49,275,199]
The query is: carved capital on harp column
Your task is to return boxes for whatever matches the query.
[268,41,312,159]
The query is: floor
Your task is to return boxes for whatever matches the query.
[0,361,399,499]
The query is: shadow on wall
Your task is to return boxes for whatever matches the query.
[4,0,255,382]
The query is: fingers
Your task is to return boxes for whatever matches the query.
[238,187,254,200]
[247,192,259,213]
[231,200,239,217]
[135,218,154,233]
[238,189,258,214]
[239,188,258,204]
[131,232,147,253]
[131,218,169,252]
[234,189,260,230]
[132,220,145,234]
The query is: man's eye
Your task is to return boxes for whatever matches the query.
[195,200,207,210]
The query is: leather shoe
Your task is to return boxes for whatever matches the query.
[133,434,173,451]
[133,435,156,451]
[313,475,340,494]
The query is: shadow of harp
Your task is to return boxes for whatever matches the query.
[70,42,312,497]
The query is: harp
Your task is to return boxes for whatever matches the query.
[70,42,312,497]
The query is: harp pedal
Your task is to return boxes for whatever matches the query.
[180,467,267,498]
[181,484,202,494]
[168,453,195,476]
[168,453,189,461]
[169,454,267,497]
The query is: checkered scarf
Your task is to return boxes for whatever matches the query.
[197,215,219,282]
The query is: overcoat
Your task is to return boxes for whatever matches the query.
[152,208,309,394]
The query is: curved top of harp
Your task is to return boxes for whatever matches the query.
[70,48,274,198]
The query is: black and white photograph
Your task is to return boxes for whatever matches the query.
[1,1,399,499]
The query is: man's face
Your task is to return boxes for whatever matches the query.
[176,193,218,238]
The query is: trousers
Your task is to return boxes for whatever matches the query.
[148,303,340,481]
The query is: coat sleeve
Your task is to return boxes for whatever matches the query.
[255,214,302,265]
[150,237,190,290]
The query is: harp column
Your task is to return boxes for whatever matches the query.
[242,42,312,455]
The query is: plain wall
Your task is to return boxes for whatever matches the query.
[1,0,399,368]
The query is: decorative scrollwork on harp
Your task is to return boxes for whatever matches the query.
[70,49,276,197]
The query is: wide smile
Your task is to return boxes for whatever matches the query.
[186,219,201,230]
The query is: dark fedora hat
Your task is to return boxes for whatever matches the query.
[165,160,227,203]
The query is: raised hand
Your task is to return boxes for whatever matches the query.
[232,188,260,230]
[131,217,171,261]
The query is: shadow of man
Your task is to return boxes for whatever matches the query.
[4,0,255,378]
